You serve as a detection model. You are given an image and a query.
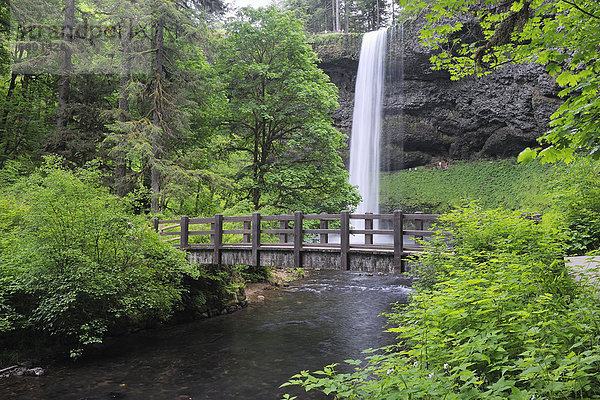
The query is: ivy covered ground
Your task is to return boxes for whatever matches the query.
[380,159,561,214]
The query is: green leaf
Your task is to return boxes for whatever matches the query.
[510,1,524,12]
[517,147,538,163]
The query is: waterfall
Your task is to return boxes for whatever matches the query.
[348,29,387,217]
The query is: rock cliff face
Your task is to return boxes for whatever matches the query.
[313,23,562,170]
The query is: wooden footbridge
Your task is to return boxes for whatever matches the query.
[153,211,438,273]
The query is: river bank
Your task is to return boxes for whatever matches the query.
[244,267,305,302]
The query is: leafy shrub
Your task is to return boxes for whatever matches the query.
[235,264,272,284]
[284,206,600,399]
[0,191,29,335]
[0,161,198,356]
[549,157,600,255]
[0,195,25,255]
[177,264,245,318]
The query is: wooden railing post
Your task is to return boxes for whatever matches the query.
[251,212,261,267]
[340,210,350,270]
[319,212,328,244]
[152,218,159,232]
[180,215,189,249]
[365,212,373,245]
[213,213,223,266]
[280,219,289,244]
[414,211,423,243]
[393,210,403,273]
[243,220,251,243]
[294,211,303,268]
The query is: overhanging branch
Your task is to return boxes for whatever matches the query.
[560,0,600,20]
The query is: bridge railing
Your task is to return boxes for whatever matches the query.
[152,211,438,270]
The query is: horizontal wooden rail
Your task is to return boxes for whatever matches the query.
[222,229,251,235]
[223,216,251,222]
[189,217,213,224]
[303,213,340,220]
[261,228,294,235]
[349,229,392,235]
[261,215,295,221]
[403,229,435,236]
[189,230,214,236]
[349,213,394,220]
[161,231,183,236]
[152,210,439,272]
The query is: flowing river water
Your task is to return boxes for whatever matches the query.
[0,270,413,399]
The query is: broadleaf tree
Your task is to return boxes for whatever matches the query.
[398,0,600,164]
[218,6,359,213]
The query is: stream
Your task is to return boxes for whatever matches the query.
[0,270,413,399]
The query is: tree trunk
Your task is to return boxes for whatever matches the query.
[331,0,336,31]
[252,123,261,210]
[0,73,17,148]
[344,0,349,33]
[151,16,164,213]
[0,26,26,167]
[115,16,133,197]
[324,0,328,32]
[57,0,74,131]
[335,0,340,32]
[0,72,17,168]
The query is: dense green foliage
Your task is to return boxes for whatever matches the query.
[549,157,600,255]
[234,264,272,284]
[5,0,224,211]
[285,206,600,399]
[380,159,560,214]
[0,160,249,361]
[400,0,600,164]
[0,161,199,358]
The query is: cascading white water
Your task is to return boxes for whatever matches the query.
[348,29,387,217]
[347,29,387,243]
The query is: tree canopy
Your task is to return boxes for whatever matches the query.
[399,0,600,164]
